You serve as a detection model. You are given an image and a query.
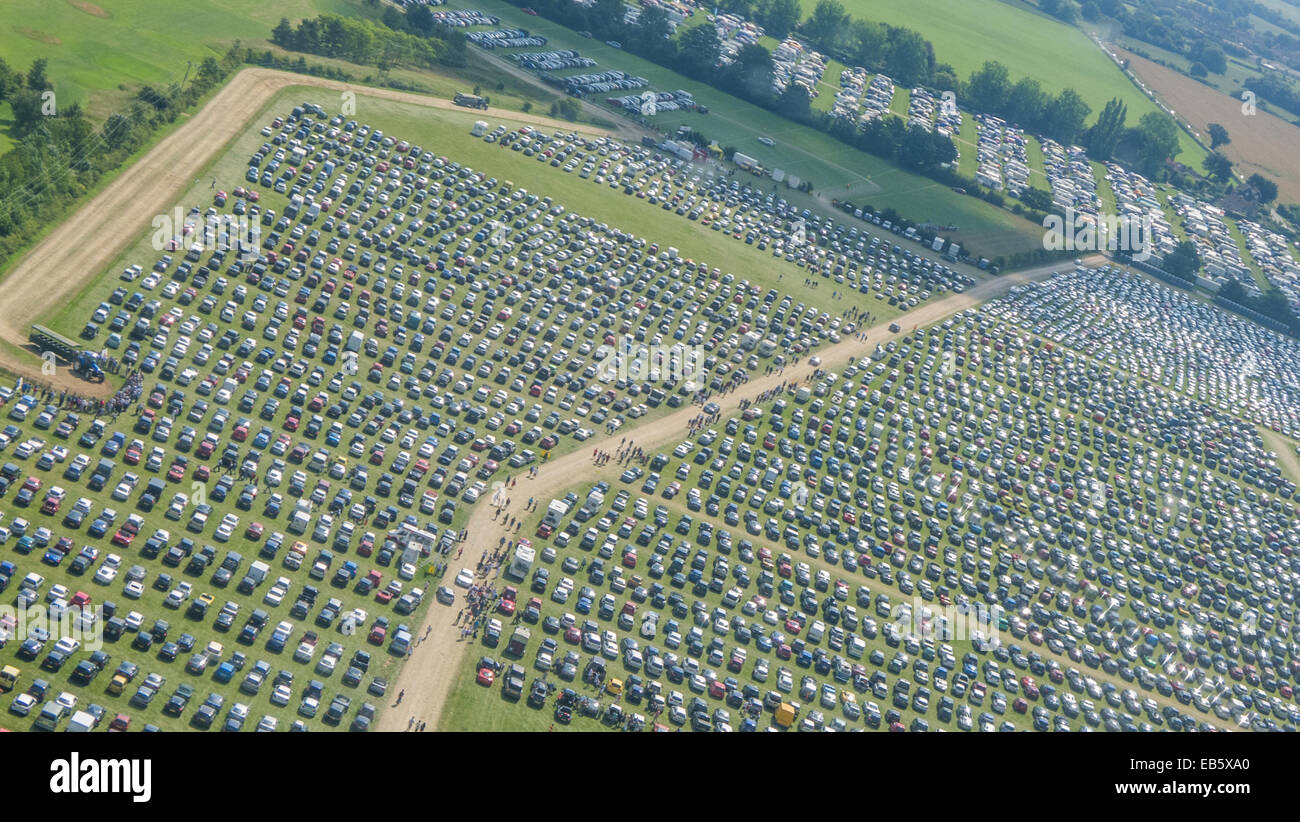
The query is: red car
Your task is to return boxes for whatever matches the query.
[245,522,265,541]
[476,666,496,686]
[368,624,387,645]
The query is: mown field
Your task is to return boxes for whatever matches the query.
[1,0,354,113]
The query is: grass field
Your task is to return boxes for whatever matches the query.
[0,1,369,106]
[0,0,360,153]
[454,0,1049,260]
[812,0,1202,159]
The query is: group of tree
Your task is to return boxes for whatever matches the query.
[796,1,936,87]
[1218,278,1300,334]
[1244,75,1300,120]
[271,14,444,71]
[0,48,240,266]
[963,61,1094,145]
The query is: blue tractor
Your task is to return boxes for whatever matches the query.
[74,352,105,382]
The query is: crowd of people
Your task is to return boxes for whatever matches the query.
[11,370,145,419]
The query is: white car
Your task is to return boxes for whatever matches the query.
[94,565,119,586]
[270,684,293,707]
[9,693,37,716]
[123,580,144,599]
[124,611,145,631]
[454,568,474,588]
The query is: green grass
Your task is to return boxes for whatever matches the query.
[0,0,361,115]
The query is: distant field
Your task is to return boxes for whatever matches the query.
[0,0,356,112]
[458,0,1048,259]
[1117,47,1300,203]
[806,0,1201,158]
[1258,0,1300,28]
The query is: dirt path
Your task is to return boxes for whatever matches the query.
[466,49,651,144]
[1260,428,1300,486]
[0,68,616,397]
[385,255,1100,731]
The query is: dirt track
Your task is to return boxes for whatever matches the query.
[383,255,1106,731]
[0,68,616,395]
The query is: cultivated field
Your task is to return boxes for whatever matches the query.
[1115,47,1300,203]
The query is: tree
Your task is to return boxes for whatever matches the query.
[1132,111,1181,174]
[195,57,223,91]
[1219,277,1248,304]
[271,17,295,48]
[1004,77,1047,128]
[1087,97,1127,160]
[1189,62,1208,78]
[846,19,887,70]
[102,113,134,150]
[633,6,674,63]
[549,97,580,121]
[1040,88,1091,144]
[883,28,933,86]
[776,82,813,122]
[1163,240,1201,280]
[407,4,436,35]
[591,0,626,40]
[726,42,776,104]
[1081,1,1101,21]
[676,23,720,78]
[1189,41,1226,74]
[0,57,19,103]
[26,58,51,92]
[1248,173,1278,203]
[1207,122,1229,149]
[8,89,46,135]
[753,0,801,40]
[966,61,1011,115]
[1202,152,1233,182]
[1041,0,1077,22]
[932,64,960,93]
[381,6,406,33]
[803,0,849,53]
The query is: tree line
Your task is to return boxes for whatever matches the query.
[0,50,239,267]
[271,12,466,72]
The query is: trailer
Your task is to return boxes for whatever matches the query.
[29,324,80,363]
[453,93,489,110]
